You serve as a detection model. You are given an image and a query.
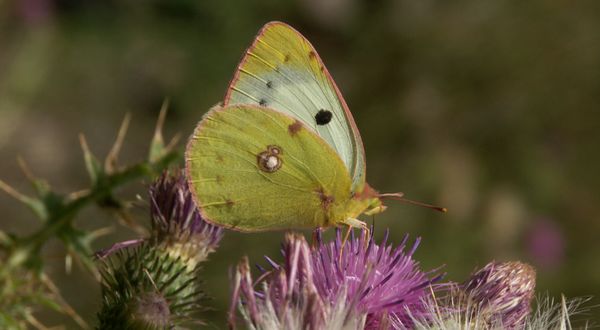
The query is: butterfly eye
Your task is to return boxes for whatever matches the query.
[315,109,333,125]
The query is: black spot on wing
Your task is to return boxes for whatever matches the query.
[315,109,333,125]
[259,98,268,106]
[266,81,273,88]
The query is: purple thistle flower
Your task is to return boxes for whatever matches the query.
[462,261,536,328]
[149,170,224,267]
[230,229,442,329]
[312,229,442,329]
[230,233,363,329]
[95,170,223,265]
[150,170,223,246]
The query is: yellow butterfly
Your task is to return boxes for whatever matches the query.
[186,22,444,233]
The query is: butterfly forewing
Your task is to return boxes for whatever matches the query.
[224,21,366,191]
[185,105,353,232]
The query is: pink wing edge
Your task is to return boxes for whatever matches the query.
[222,21,367,184]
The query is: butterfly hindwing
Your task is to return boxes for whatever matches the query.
[224,21,366,191]
[185,105,353,232]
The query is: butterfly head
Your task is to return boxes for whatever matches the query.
[344,184,387,219]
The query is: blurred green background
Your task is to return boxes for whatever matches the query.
[1,0,599,328]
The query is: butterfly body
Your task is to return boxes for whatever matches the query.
[186,22,386,232]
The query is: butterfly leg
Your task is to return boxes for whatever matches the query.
[338,224,353,268]
[337,218,370,266]
[344,217,370,244]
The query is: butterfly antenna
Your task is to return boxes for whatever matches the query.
[379,193,447,213]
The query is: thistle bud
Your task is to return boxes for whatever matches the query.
[462,261,536,328]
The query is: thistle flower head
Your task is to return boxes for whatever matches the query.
[312,229,442,328]
[230,233,365,330]
[95,170,224,263]
[150,170,223,269]
[230,229,442,329]
[462,261,536,328]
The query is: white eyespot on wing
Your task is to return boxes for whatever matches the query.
[256,145,284,173]
[266,155,279,170]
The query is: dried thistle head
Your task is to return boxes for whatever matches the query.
[404,261,541,329]
[405,290,589,330]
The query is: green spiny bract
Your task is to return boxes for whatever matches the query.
[97,241,205,329]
